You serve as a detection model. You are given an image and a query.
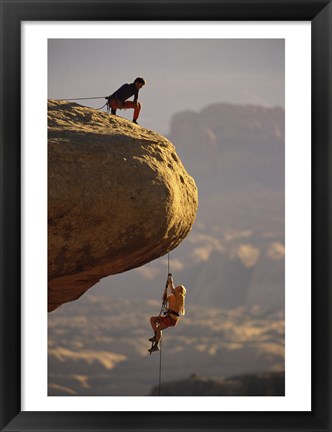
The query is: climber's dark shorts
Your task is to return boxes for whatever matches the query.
[159,315,178,328]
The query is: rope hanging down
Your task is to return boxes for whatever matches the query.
[158,252,171,396]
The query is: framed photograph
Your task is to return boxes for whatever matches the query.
[1,1,331,431]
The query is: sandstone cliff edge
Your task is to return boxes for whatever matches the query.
[48,100,198,311]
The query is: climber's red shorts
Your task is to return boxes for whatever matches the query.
[158,315,178,328]
[110,99,141,121]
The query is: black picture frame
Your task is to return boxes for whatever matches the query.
[1,1,331,431]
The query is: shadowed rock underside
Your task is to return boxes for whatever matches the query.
[48,100,198,311]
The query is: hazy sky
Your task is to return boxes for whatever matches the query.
[47,38,286,396]
[48,39,284,133]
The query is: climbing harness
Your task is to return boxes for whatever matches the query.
[105,96,111,113]
[104,97,128,113]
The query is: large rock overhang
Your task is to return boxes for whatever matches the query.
[48,100,198,311]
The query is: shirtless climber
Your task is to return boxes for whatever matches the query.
[149,274,186,353]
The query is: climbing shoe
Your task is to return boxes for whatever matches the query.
[132,119,138,124]
[149,336,156,342]
[111,109,116,115]
[148,344,159,354]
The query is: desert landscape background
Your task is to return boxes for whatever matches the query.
[48,102,285,396]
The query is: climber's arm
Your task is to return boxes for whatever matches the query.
[167,274,176,295]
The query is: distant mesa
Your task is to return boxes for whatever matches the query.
[150,371,285,396]
[168,103,285,192]
[48,100,198,312]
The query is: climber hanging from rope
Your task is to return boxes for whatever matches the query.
[148,273,186,354]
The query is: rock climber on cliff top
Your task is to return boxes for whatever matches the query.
[107,77,146,124]
[149,274,186,353]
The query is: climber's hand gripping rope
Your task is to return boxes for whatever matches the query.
[159,273,171,318]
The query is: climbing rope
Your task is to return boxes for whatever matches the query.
[168,251,170,275]
[96,101,108,110]
[157,251,170,396]
[159,339,163,396]
[54,96,106,101]
[53,96,109,111]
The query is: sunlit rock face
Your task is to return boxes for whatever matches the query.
[48,101,198,311]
